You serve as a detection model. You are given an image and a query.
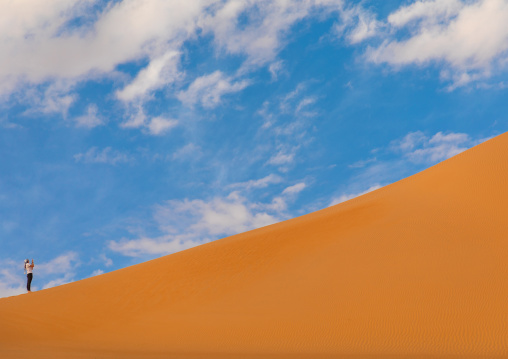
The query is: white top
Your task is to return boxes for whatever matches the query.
[25,263,33,274]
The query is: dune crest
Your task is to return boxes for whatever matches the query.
[1,133,508,358]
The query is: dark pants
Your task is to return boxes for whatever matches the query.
[27,273,33,291]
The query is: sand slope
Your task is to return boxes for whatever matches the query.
[1,133,508,358]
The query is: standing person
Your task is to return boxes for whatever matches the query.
[24,259,34,293]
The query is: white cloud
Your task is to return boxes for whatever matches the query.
[91,269,104,276]
[387,0,463,28]
[74,103,104,128]
[268,60,285,80]
[20,80,77,118]
[392,131,474,163]
[261,196,288,212]
[279,83,306,112]
[0,0,346,126]
[0,117,21,129]
[116,50,182,102]
[99,253,113,267]
[282,182,306,195]
[177,71,250,108]
[295,97,317,113]
[37,252,79,290]
[348,157,377,169]
[201,0,343,68]
[121,105,147,129]
[120,106,178,135]
[36,252,78,276]
[74,147,131,165]
[392,130,428,152]
[334,3,381,44]
[146,116,178,136]
[172,143,202,161]
[109,190,294,257]
[366,0,508,88]
[275,83,318,122]
[330,184,382,206]
[109,236,206,258]
[267,150,295,166]
[260,84,319,172]
[161,192,280,237]
[250,179,307,213]
[230,174,283,190]
[0,1,202,93]
[0,262,26,298]
[41,276,74,290]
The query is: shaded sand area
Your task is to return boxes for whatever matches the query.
[1,133,508,358]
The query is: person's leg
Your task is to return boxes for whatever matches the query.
[27,273,33,292]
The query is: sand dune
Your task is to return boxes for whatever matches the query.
[1,133,508,358]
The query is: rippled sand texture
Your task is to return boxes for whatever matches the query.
[1,134,508,358]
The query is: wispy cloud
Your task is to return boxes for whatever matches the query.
[329,184,382,206]
[295,97,317,114]
[172,143,202,161]
[334,2,382,44]
[387,0,463,28]
[0,261,26,298]
[38,252,80,289]
[98,253,113,267]
[348,157,377,169]
[268,60,285,81]
[36,252,78,276]
[74,147,131,165]
[177,71,249,109]
[391,131,485,163]
[282,182,306,195]
[91,269,104,277]
[120,106,179,135]
[260,83,319,172]
[229,174,283,190]
[116,51,182,102]
[146,116,178,136]
[201,0,344,68]
[21,80,77,118]
[109,235,208,258]
[74,104,104,128]
[0,117,21,129]
[267,150,296,166]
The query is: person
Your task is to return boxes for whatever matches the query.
[24,259,35,293]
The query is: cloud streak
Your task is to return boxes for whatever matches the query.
[177,71,250,108]
[74,147,131,165]
[329,184,382,206]
[391,131,485,163]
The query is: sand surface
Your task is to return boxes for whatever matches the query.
[1,133,508,358]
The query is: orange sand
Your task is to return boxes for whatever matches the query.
[1,133,508,358]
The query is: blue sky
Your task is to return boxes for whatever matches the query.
[1,0,508,296]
